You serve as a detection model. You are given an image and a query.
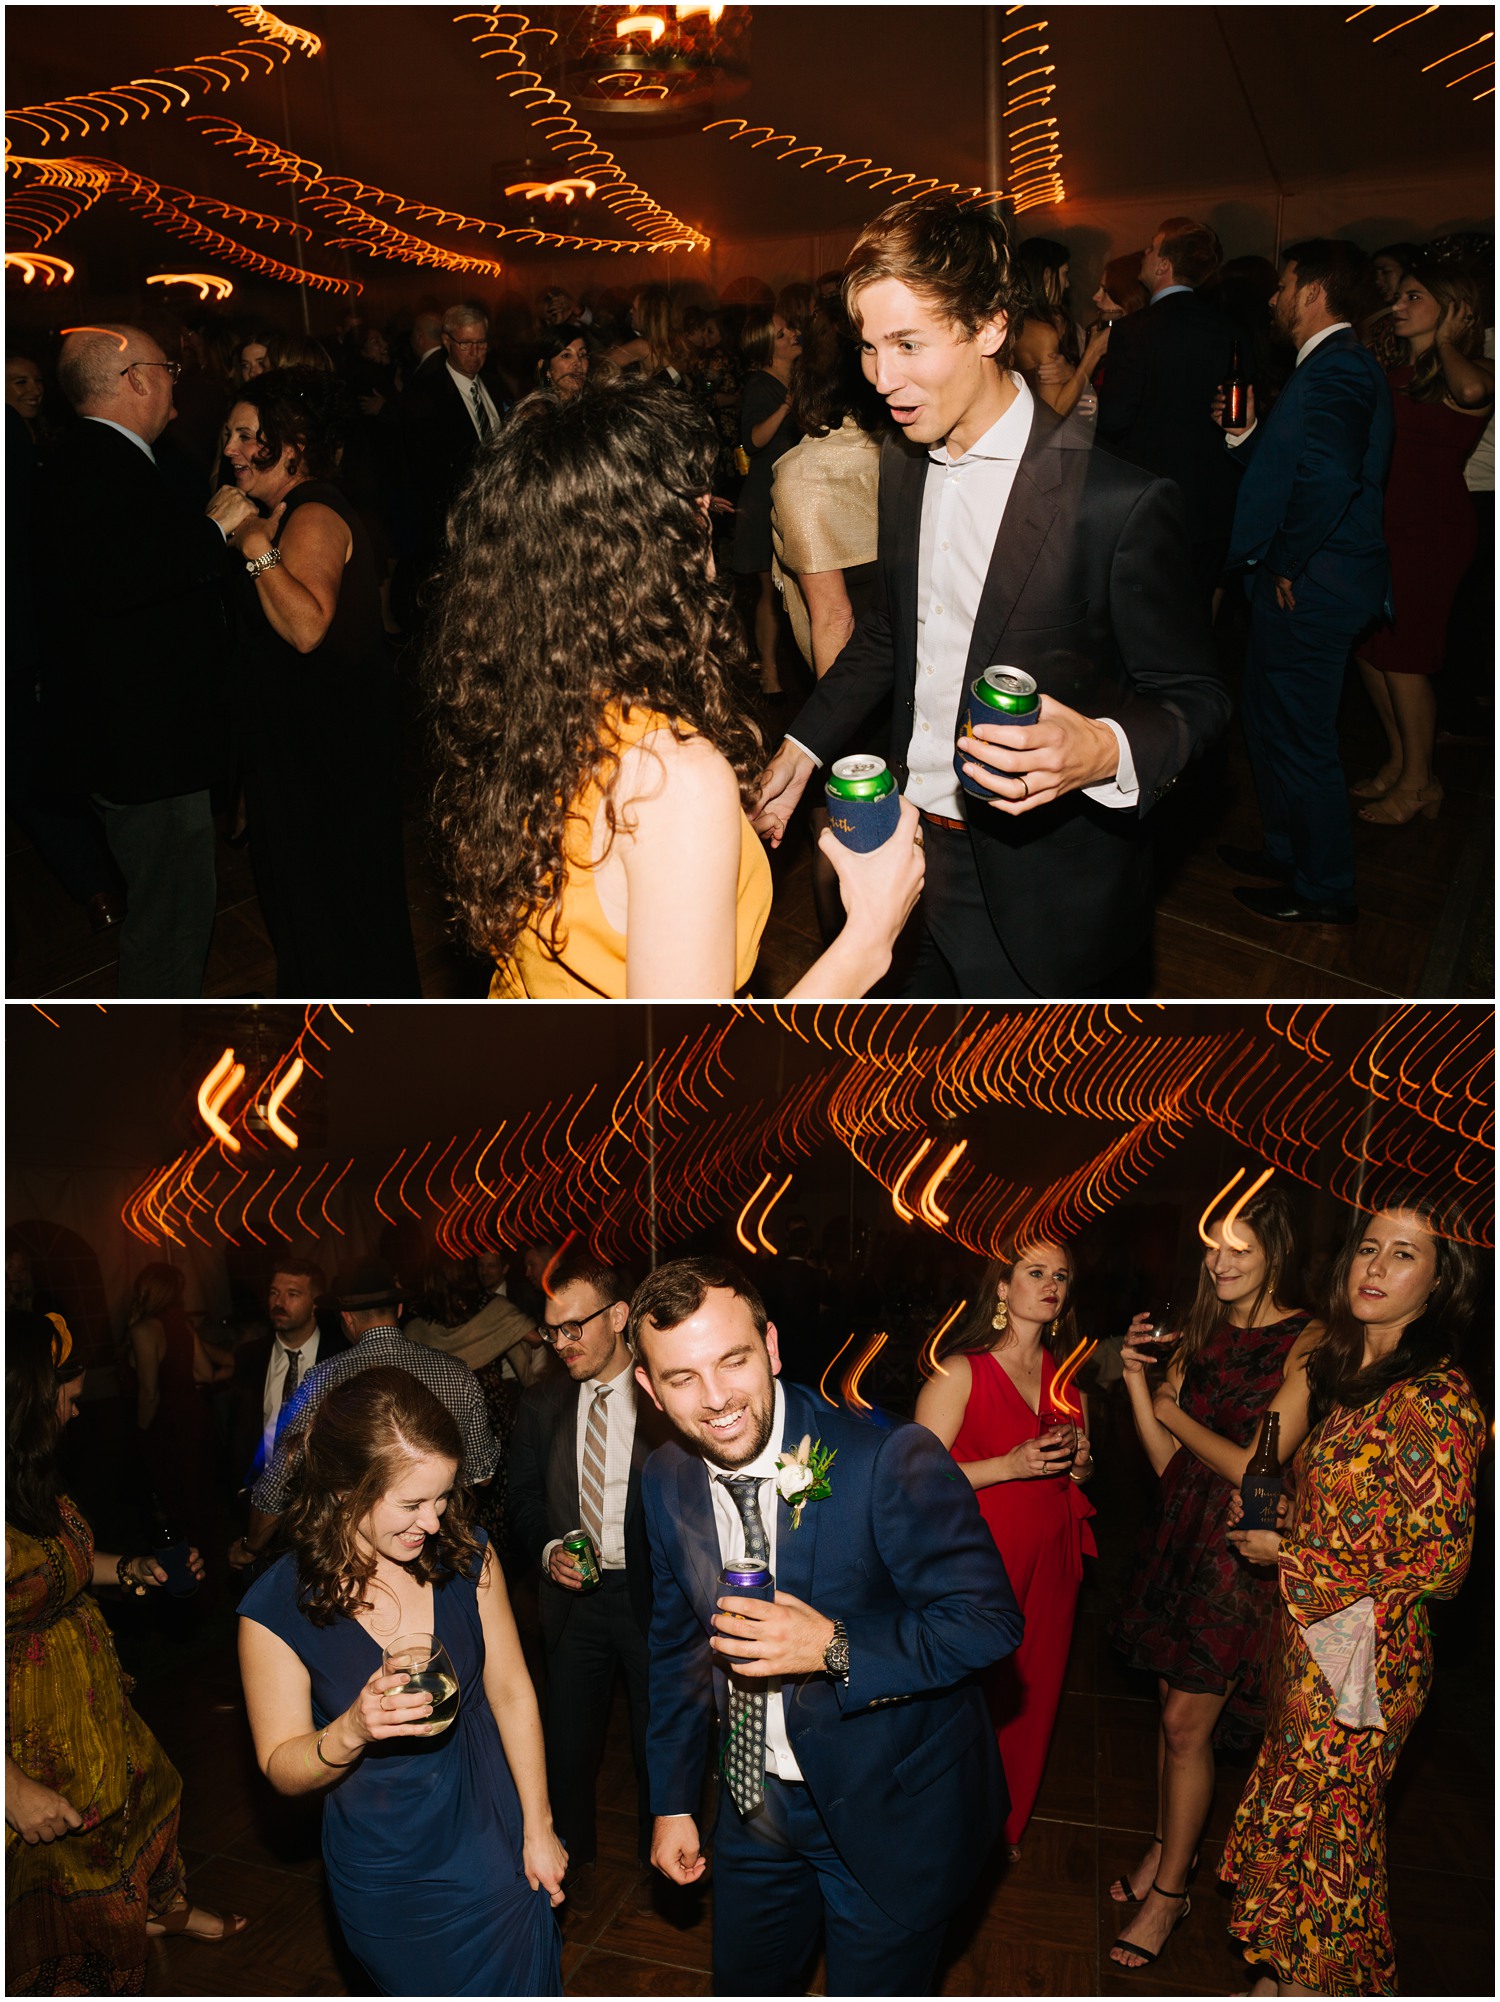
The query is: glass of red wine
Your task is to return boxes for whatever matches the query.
[1038,1412,1077,1473]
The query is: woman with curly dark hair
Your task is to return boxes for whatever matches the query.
[238,1368,565,1995]
[426,376,923,999]
[915,1243,1096,1858]
[1221,1196,1484,1996]
[221,365,419,995]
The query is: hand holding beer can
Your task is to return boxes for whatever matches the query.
[955,666,1039,801]
[824,755,902,851]
[563,1528,601,1590]
[715,1561,776,1668]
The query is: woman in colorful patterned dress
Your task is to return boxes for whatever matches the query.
[1221,1200,1484,1996]
[6,1312,244,1995]
[1107,1185,1323,1972]
[915,1242,1096,1857]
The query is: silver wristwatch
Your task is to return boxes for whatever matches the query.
[823,1618,849,1683]
[245,545,283,578]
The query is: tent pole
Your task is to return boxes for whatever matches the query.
[984,7,1003,211]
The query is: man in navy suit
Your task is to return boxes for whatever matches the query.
[1219,239,1393,925]
[629,1257,1021,1996]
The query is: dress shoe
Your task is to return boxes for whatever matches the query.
[630,1867,658,1916]
[563,1861,596,1913]
[85,891,125,934]
[1234,885,1357,925]
[1216,844,1292,883]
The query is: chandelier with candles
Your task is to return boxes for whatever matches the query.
[548,4,751,118]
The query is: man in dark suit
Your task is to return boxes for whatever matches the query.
[509,1243,665,1912]
[34,324,250,994]
[1218,239,1393,925]
[1095,215,1241,595]
[631,1258,1021,1997]
[397,303,506,593]
[755,199,1228,998]
[227,1257,348,1499]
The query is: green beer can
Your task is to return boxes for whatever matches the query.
[955,666,1039,799]
[824,755,902,852]
[563,1528,601,1590]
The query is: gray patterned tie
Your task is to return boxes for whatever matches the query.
[580,1385,609,1555]
[471,380,492,440]
[718,1474,769,1815]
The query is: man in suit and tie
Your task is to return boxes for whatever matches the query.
[34,324,252,994]
[630,1257,1022,1997]
[397,303,506,605]
[1096,215,1241,596]
[754,199,1229,998]
[509,1243,666,1912]
[1217,239,1393,926]
[227,1258,348,1501]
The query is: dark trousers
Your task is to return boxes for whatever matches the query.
[711,1775,947,1997]
[92,789,216,996]
[1240,582,1364,904]
[902,818,1039,999]
[543,1570,650,1868]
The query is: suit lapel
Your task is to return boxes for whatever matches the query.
[966,401,1063,679]
[884,434,928,681]
[771,1385,822,1607]
[675,1451,723,1626]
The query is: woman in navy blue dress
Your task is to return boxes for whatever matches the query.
[238,1369,564,1995]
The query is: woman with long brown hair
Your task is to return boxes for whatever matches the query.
[8,1312,244,1991]
[915,1241,1096,1857]
[1353,259,1493,824]
[1106,1184,1323,1974]
[1222,1196,1484,1995]
[426,376,923,1000]
[238,1368,565,1995]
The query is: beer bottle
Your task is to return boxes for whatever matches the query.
[1222,345,1248,429]
[1238,1411,1283,1533]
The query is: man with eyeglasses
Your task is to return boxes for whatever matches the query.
[32,324,259,994]
[508,1241,667,1916]
[397,303,507,622]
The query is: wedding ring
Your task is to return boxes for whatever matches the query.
[1017,776,1029,801]
[913,827,925,850]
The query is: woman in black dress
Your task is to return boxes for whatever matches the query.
[730,305,801,697]
[221,368,419,995]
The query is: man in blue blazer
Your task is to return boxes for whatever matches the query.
[629,1257,1022,1996]
[1220,239,1394,925]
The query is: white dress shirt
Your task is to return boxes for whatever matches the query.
[707,1380,806,1783]
[261,1331,321,1465]
[447,363,501,439]
[541,1355,638,1574]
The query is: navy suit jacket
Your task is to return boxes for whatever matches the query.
[785,399,1229,993]
[1227,329,1393,623]
[641,1379,1022,1933]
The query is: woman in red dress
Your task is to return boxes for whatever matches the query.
[1354,260,1492,825]
[915,1241,1095,1856]
[1105,1185,1323,1973]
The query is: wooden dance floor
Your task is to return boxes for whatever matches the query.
[6,603,1493,1003]
[129,1425,1493,1998]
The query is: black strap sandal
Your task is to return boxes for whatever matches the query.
[1110,1881,1191,1969]
[1109,1834,1199,1905]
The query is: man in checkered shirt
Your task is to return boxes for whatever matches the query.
[227,1256,498,1571]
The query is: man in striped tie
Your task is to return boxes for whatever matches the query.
[508,1241,669,1917]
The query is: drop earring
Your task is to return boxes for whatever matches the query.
[991,1297,1009,1334]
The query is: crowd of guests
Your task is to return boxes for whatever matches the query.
[6,1186,1487,1994]
[9,207,1491,1000]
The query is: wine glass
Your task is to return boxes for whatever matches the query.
[1038,1412,1077,1475]
[1143,1299,1180,1355]
[382,1633,459,1736]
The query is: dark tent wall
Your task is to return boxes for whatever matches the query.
[6,6,1491,331]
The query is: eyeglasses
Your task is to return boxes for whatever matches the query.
[120,360,181,382]
[541,1304,614,1348]
[446,337,489,352]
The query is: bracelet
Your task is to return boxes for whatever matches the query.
[315,1728,359,1770]
[245,545,282,579]
[116,1554,148,1596]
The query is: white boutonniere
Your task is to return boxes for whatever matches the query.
[773,1434,836,1530]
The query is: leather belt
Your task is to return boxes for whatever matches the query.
[918,809,968,834]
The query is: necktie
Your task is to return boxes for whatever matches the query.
[718,1474,769,1815]
[471,381,491,440]
[274,1348,301,1446]
[579,1385,609,1555]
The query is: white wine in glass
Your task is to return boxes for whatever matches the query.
[383,1633,460,1735]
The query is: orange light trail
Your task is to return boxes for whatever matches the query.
[1046,1335,1096,1419]
[918,1297,968,1380]
[918,1140,967,1229]
[755,1174,793,1254]
[819,1330,860,1407]
[734,1172,772,1255]
[264,1055,303,1148]
[843,1332,888,1413]
[4,251,75,284]
[197,1048,246,1152]
[702,118,1001,206]
[146,270,235,300]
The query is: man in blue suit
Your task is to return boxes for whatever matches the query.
[1219,239,1394,925]
[629,1257,1022,1996]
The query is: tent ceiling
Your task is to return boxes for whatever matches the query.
[7,5,1491,301]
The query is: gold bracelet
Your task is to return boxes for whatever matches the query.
[315,1728,359,1770]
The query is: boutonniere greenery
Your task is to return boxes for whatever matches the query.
[773,1434,836,1530]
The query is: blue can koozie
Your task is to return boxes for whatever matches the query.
[955,665,1040,799]
[824,755,901,851]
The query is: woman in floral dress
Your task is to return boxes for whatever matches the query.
[1107,1185,1323,1972]
[1222,1199,1485,1995]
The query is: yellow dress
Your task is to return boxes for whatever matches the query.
[490,703,772,999]
[6,1497,186,1994]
